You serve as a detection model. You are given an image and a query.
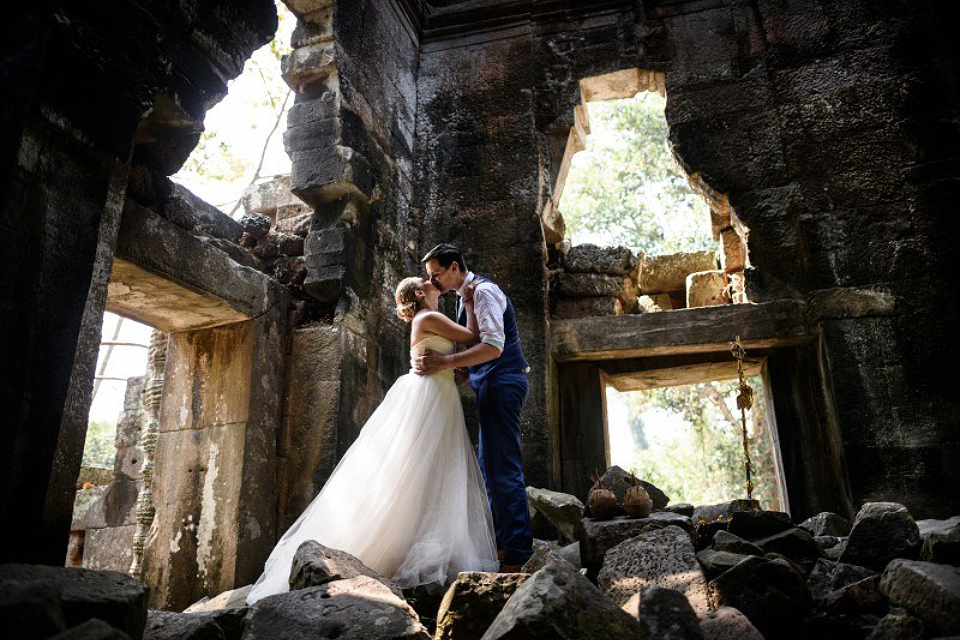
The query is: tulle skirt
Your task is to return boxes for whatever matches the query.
[246,369,499,604]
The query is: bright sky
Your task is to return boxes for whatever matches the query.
[606,385,687,470]
[87,2,294,429]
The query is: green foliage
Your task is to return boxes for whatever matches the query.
[560,92,714,255]
[82,420,116,469]
[616,377,783,510]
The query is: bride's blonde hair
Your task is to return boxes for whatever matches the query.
[394,277,423,322]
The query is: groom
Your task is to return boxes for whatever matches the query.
[414,243,533,571]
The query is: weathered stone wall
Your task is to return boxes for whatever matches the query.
[415,0,959,517]
[0,0,277,563]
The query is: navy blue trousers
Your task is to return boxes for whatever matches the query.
[474,373,533,566]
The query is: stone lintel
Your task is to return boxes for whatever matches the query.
[551,300,811,361]
[606,359,765,391]
[112,202,280,330]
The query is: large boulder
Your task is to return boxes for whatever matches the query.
[581,512,692,568]
[49,619,133,639]
[244,575,429,640]
[598,525,710,615]
[707,555,810,637]
[839,503,921,571]
[434,572,530,640]
[526,487,585,544]
[806,558,876,604]
[865,613,924,640]
[710,531,763,556]
[799,512,852,537]
[0,564,148,639]
[589,466,670,513]
[727,510,794,540]
[822,575,887,617]
[522,541,581,574]
[879,559,960,636]
[699,606,764,640]
[630,586,705,640]
[144,610,227,640]
[916,516,960,565]
[0,579,67,639]
[288,540,401,597]
[753,527,819,561]
[640,251,718,294]
[481,559,645,639]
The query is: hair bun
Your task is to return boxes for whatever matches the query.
[396,301,418,322]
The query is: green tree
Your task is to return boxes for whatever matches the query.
[82,420,116,469]
[560,91,714,255]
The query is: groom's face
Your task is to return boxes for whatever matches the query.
[424,259,460,293]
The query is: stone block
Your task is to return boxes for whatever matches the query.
[707,555,810,637]
[917,516,960,565]
[303,225,357,302]
[553,296,622,319]
[0,580,67,639]
[839,502,921,571]
[183,585,252,613]
[526,487,585,544]
[143,610,227,640]
[244,577,428,640]
[799,512,852,537]
[280,41,335,92]
[699,606,764,640]
[564,244,636,275]
[434,572,530,640]
[0,564,148,639]
[599,525,710,614]
[556,272,624,297]
[633,586,705,640]
[241,176,306,218]
[720,227,747,272]
[580,513,692,569]
[170,184,243,243]
[483,559,645,639]
[640,251,718,294]
[290,146,373,207]
[50,619,133,639]
[288,540,401,598]
[879,559,960,636]
[697,549,751,581]
[82,525,137,573]
[686,270,730,308]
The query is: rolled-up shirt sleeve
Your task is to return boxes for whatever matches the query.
[473,284,505,353]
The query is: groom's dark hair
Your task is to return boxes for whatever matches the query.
[421,243,467,272]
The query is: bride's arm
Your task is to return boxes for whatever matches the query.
[416,309,480,344]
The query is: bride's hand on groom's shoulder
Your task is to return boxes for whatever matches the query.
[462,282,478,304]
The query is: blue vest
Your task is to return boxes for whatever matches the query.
[458,276,530,387]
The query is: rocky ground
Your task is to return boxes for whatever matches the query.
[2,465,959,639]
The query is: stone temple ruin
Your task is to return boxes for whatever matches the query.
[1,0,958,638]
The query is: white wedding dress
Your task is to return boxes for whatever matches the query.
[246,334,499,604]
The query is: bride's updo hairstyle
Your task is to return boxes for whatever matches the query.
[394,277,423,322]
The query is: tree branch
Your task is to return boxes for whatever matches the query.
[228,87,292,217]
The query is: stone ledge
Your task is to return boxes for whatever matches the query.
[551,300,811,360]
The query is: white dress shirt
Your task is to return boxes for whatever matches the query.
[457,272,505,353]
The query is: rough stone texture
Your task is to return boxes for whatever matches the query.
[634,586,705,640]
[184,585,252,613]
[699,606,764,640]
[696,549,751,581]
[806,558,877,604]
[879,559,960,636]
[144,610,227,640]
[840,502,922,571]
[865,613,924,640]
[482,559,645,639]
[556,272,629,298]
[800,512,852,538]
[917,516,960,565]
[50,619,133,640]
[665,503,695,518]
[599,525,709,615]
[288,540,401,598]
[823,575,886,616]
[434,571,529,640]
[242,175,307,219]
[727,510,795,540]
[753,527,820,561]
[581,513,694,568]
[686,270,731,308]
[244,576,429,640]
[526,486,584,544]
[707,555,810,637]
[640,252,718,294]
[0,564,148,639]
[553,296,623,319]
[565,244,636,276]
[0,579,67,639]
[711,531,764,557]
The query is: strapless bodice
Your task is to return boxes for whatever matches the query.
[409,335,456,379]
[410,334,455,357]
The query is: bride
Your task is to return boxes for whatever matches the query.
[246,276,499,604]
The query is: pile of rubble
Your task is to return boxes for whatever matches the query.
[550,243,749,320]
[3,465,958,639]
